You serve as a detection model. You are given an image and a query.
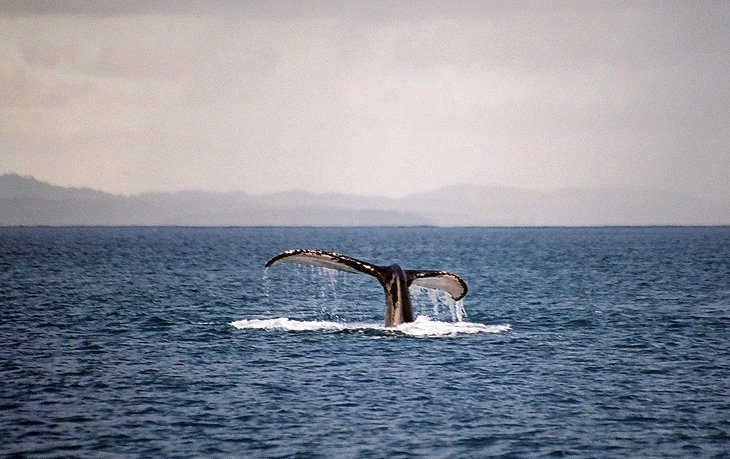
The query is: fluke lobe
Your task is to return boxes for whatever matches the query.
[265,249,468,326]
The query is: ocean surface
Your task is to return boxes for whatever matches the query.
[1,226,729,458]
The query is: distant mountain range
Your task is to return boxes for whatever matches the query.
[0,174,727,226]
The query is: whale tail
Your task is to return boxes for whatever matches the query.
[264,249,467,301]
[405,269,468,301]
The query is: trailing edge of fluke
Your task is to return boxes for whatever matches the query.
[264,249,467,326]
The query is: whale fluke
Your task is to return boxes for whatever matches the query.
[406,270,468,301]
[264,249,468,326]
[265,249,380,278]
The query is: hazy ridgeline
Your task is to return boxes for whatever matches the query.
[1,174,727,226]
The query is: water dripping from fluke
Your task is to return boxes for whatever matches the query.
[414,287,468,323]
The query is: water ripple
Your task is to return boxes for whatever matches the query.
[1,227,728,457]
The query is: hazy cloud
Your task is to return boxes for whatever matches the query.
[0,1,728,208]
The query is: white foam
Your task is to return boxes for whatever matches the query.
[396,316,510,337]
[230,316,510,337]
[230,317,347,331]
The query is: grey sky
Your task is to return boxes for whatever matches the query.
[1,1,728,199]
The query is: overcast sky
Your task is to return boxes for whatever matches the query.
[1,1,728,199]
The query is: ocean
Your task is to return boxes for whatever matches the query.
[1,227,728,458]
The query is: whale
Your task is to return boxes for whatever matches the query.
[264,249,468,326]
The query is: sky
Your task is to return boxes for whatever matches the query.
[1,0,728,199]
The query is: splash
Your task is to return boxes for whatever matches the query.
[264,264,345,321]
[414,287,468,322]
[397,316,509,337]
[265,264,378,322]
[453,299,467,322]
[261,269,271,301]
[231,317,346,332]
[230,316,510,338]
[314,266,342,321]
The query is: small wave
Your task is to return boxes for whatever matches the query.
[230,316,510,337]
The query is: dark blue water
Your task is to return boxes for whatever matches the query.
[1,227,729,458]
